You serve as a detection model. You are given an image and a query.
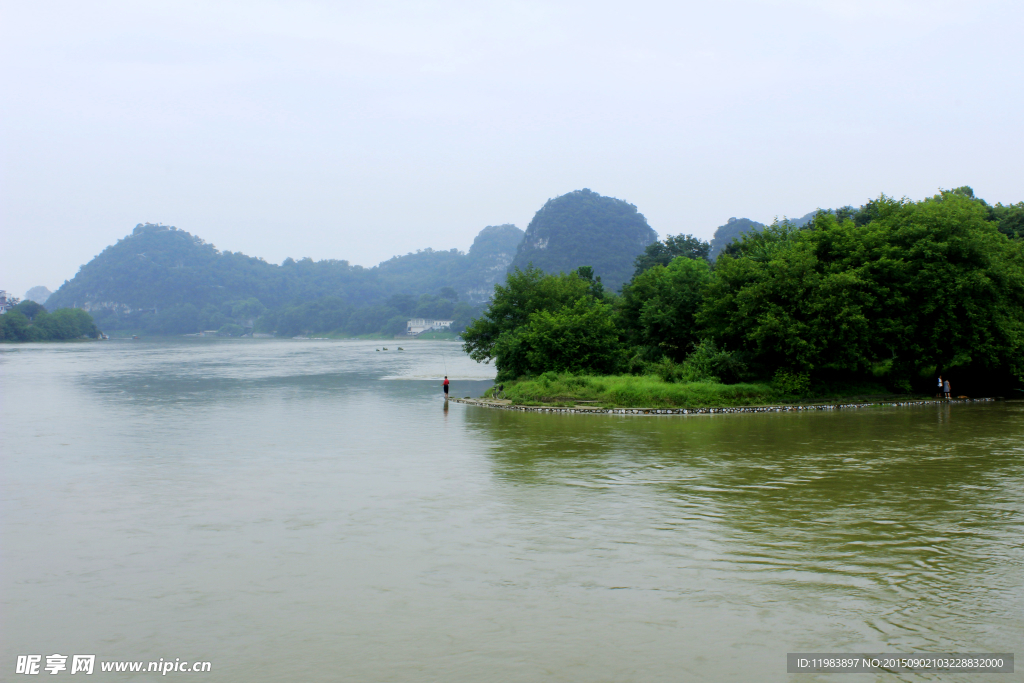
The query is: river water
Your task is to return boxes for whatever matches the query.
[2,339,1022,681]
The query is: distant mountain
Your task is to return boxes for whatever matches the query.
[459,224,525,301]
[708,218,766,260]
[24,286,52,304]
[374,224,523,304]
[708,211,817,259]
[509,189,657,291]
[45,222,525,331]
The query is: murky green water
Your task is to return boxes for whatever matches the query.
[2,340,1022,681]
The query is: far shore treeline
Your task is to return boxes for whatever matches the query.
[463,188,1024,398]
[0,300,99,341]
[43,222,527,338]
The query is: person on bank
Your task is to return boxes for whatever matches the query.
[937,375,943,398]
[443,375,449,400]
[944,379,952,400]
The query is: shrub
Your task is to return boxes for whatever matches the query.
[772,369,811,395]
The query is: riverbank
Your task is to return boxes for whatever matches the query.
[452,395,996,415]
[480,373,936,410]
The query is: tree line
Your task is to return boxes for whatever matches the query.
[45,222,521,336]
[0,301,99,342]
[463,188,1024,395]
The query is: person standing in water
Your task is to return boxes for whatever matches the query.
[944,378,952,399]
[443,375,449,400]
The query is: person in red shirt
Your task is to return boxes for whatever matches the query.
[443,375,449,399]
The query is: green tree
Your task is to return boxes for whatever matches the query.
[698,193,1024,383]
[13,301,47,321]
[620,257,712,361]
[1,307,99,341]
[491,298,622,381]
[0,311,31,341]
[231,298,266,320]
[632,234,710,277]
[386,294,417,316]
[992,201,1024,239]
[462,266,595,365]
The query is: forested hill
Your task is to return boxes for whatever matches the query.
[509,189,658,291]
[373,224,523,302]
[708,211,817,259]
[46,223,371,313]
[45,222,523,333]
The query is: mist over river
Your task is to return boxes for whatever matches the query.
[2,339,1022,682]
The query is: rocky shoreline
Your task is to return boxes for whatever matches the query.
[449,396,997,415]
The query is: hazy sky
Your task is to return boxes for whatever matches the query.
[2,0,1022,298]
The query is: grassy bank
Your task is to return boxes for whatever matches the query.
[485,372,915,409]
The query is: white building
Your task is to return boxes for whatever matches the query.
[406,318,454,335]
[0,290,19,314]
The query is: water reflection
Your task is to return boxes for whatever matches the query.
[467,403,1024,652]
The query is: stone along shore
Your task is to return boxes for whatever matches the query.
[448,397,996,416]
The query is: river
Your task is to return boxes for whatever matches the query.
[2,339,1021,681]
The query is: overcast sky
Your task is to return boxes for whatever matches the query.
[2,0,1022,298]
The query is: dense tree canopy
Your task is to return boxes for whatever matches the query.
[462,266,598,374]
[620,257,712,362]
[465,188,1024,395]
[0,302,99,341]
[700,193,1024,386]
[632,234,710,277]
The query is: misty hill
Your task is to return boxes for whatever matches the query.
[509,189,657,291]
[24,286,52,304]
[708,211,817,259]
[46,222,524,333]
[374,224,523,302]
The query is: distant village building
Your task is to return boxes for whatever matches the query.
[406,318,454,336]
[0,290,19,314]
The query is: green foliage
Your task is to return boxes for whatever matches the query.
[509,189,658,292]
[498,373,776,408]
[231,298,267,320]
[462,265,594,364]
[679,338,747,383]
[709,217,765,260]
[697,193,1024,386]
[633,338,745,384]
[619,257,712,360]
[992,201,1024,239]
[16,300,47,321]
[464,186,1024,398]
[710,212,818,260]
[1,304,99,342]
[632,233,710,277]
[491,297,623,382]
[771,369,811,395]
